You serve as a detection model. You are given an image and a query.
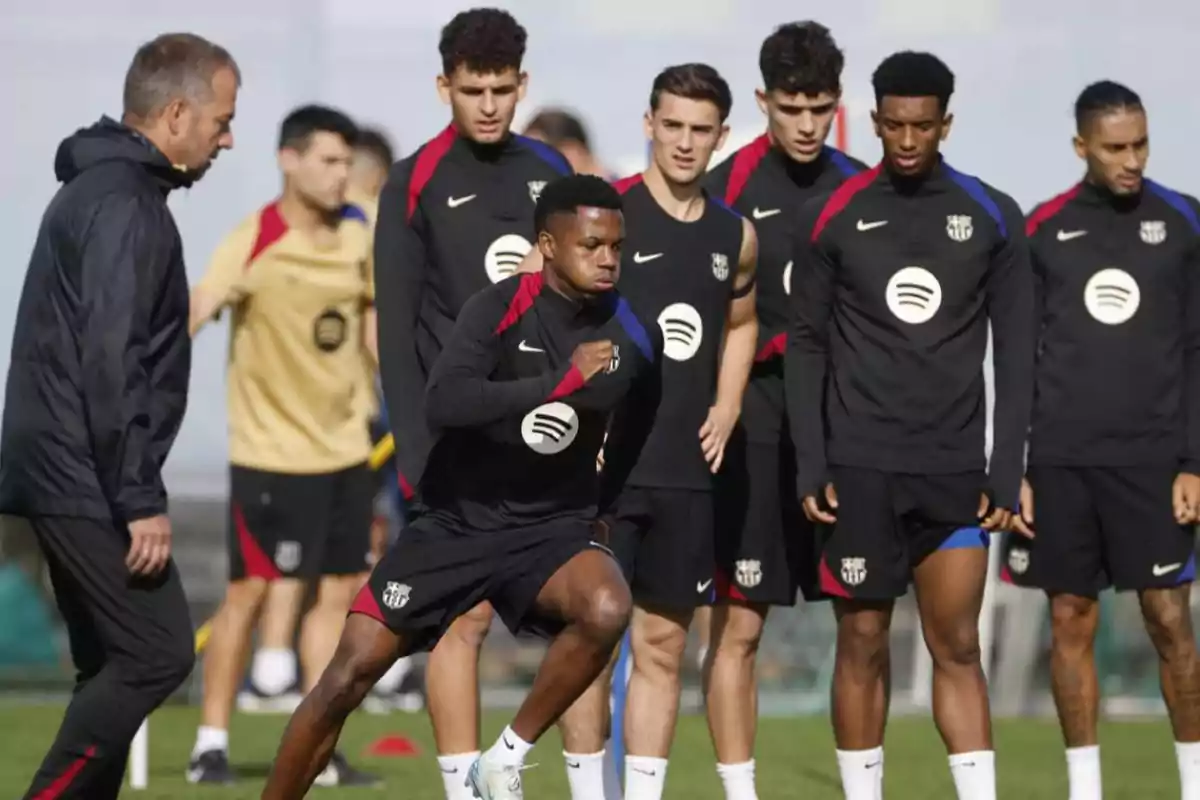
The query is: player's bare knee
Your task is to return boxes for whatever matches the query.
[224,577,270,615]
[713,606,764,659]
[926,623,982,669]
[633,612,689,674]
[320,649,380,714]
[1050,594,1099,655]
[1140,588,1195,658]
[578,580,632,645]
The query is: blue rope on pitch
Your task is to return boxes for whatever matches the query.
[610,630,632,783]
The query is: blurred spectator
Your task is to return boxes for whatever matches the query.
[522,107,608,177]
[349,126,396,202]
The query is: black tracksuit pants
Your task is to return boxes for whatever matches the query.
[21,516,194,799]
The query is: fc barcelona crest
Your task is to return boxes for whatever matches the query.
[711,252,730,281]
[946,215,973,242]
[1140,220,1166,245]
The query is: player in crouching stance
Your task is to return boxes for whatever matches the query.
[262,175,661,800]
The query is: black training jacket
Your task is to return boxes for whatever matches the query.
[0,117,193,523]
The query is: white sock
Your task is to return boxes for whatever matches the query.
[949,750,995,800]
[437,751,480,800]
[192,726,228,757]
[373,656,412,693]
[250,647,296,695]
[836,747,884,800]
[697,645,709,673]
[1176,741,1200,800]
[485,725,535,768]
[564,751,610,800]
[1065,745,1101,800]
[717,760,758,800]
[601,744,621,800]
[625,755,668,799]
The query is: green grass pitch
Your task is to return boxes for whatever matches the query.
[0,704,1181,798]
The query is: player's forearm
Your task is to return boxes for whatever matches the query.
[1184,348,1200,473]
[425,366,579,429]
[714,316,757,414]
[784,344,829,497]
[989,329,1035,510]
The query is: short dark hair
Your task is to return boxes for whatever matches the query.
[122,32,241,120]
[524,109,591,150]
[759,21,845,96]
[355,127,396,167]
[872,51,955,112]
[439,8,527,75]
[1075,80,1144,132]
[277,105,358,152]
[650,63,733,122]
[534,175,622,235]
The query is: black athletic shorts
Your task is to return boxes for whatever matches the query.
[228,463,374,581]
[1001,465,1197,596]
[351,512,611,653]
[607,486,716,611]
[714,425,820,605]
[818,467,990,600]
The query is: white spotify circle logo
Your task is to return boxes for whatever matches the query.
[783,260,793,296]
[885,266,942,325]
[520,402,579,455]
[484,234,533,283]
[1083,268,1140,325]
[657,302,704,361]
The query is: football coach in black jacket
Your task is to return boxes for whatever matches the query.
[0,34,239,799]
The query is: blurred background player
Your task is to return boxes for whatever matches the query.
[0,32,238,799]
[701,22,865,799]
[349,126,395,203]
[373,9,571,798]
[186,105,380,787]
[523,107,609,178]
[786,51,1032,800]
[263,174,658,800]
[1005,81,1200,800]
[551,63,758,800]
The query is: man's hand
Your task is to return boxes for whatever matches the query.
[802,483,838,524]
[1011,478,1035,538]
[978,493,1012,532]
[570,340,616,382]
[126,514,172,576]
[699,404,739,473]
[1173,472,1200,524]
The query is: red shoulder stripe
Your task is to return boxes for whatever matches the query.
[810,165,881,242]
[246,203,288,269]
[1025,184,1082,236]
[494,272,545,335]
[724,134,771,205]
[612,173,644,195]
[406,125,457,222]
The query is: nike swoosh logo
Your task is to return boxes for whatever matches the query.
[864,761,882,769]
[1057,229,1087,241]
[752,207,781,220]
[503,735,515,750]
[566,760,581,768]
[633,252,664,264]
[441,767,459,774]
[1153,562,1183,576]
[632,768,657,776]
[518,340,545,353]
[696,579,712,592]
[856,219,888,231]
[447,194,477,208]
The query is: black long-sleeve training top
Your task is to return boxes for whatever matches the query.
[1025,179,1200,471]
[705,138,866,442]
[374,126,571,495]
[0,117,193,523]
[785,158,1034,509]
[420,272,661,531]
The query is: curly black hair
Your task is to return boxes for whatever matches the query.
[649,63,733,122]
[1074,80,1143,132]
[439,8,527,75]
[759,21,845,96]
[872,51,955,112]
[534,175,621,235]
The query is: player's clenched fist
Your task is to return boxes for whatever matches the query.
[571,340,616,381]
